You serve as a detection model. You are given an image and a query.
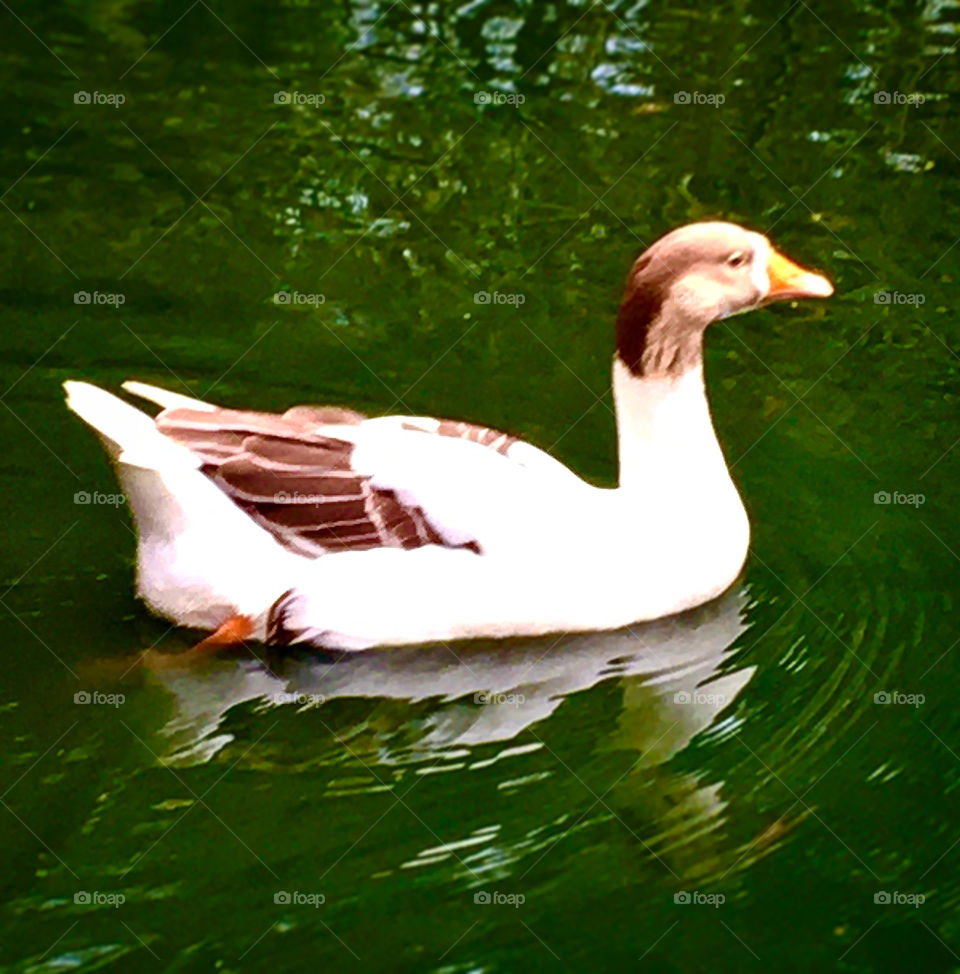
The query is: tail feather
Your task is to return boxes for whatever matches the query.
[63,380,198,470]
[64,379,297,632]
[122,380,216,413]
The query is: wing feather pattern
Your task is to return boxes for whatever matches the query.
[154,404,516,557]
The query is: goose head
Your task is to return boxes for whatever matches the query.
[616,221,833,378]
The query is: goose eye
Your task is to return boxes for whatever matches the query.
[727,252,747,268]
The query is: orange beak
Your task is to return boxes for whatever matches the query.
[765,246,834,301]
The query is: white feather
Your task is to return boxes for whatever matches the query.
[64,381,306,629]
[122,380,216,413]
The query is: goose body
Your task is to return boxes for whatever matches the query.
[64,222,832,651]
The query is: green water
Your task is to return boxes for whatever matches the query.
[2,0,960,969]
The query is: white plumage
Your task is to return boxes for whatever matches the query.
[63,222,833,651]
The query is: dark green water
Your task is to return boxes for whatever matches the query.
[2,0,960,969]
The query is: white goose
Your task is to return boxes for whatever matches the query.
[64,222,833,653]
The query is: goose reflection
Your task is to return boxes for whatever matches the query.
[126,587,760,883]
[149,586,752,764]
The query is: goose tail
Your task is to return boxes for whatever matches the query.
[63,380,199,470]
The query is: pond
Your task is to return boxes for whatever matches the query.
[1,0,959,970]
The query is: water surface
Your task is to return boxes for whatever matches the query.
[1,0,959,970]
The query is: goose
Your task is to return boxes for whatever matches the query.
[64,221,833,652]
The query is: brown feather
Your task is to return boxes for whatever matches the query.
[153,401,519,558]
